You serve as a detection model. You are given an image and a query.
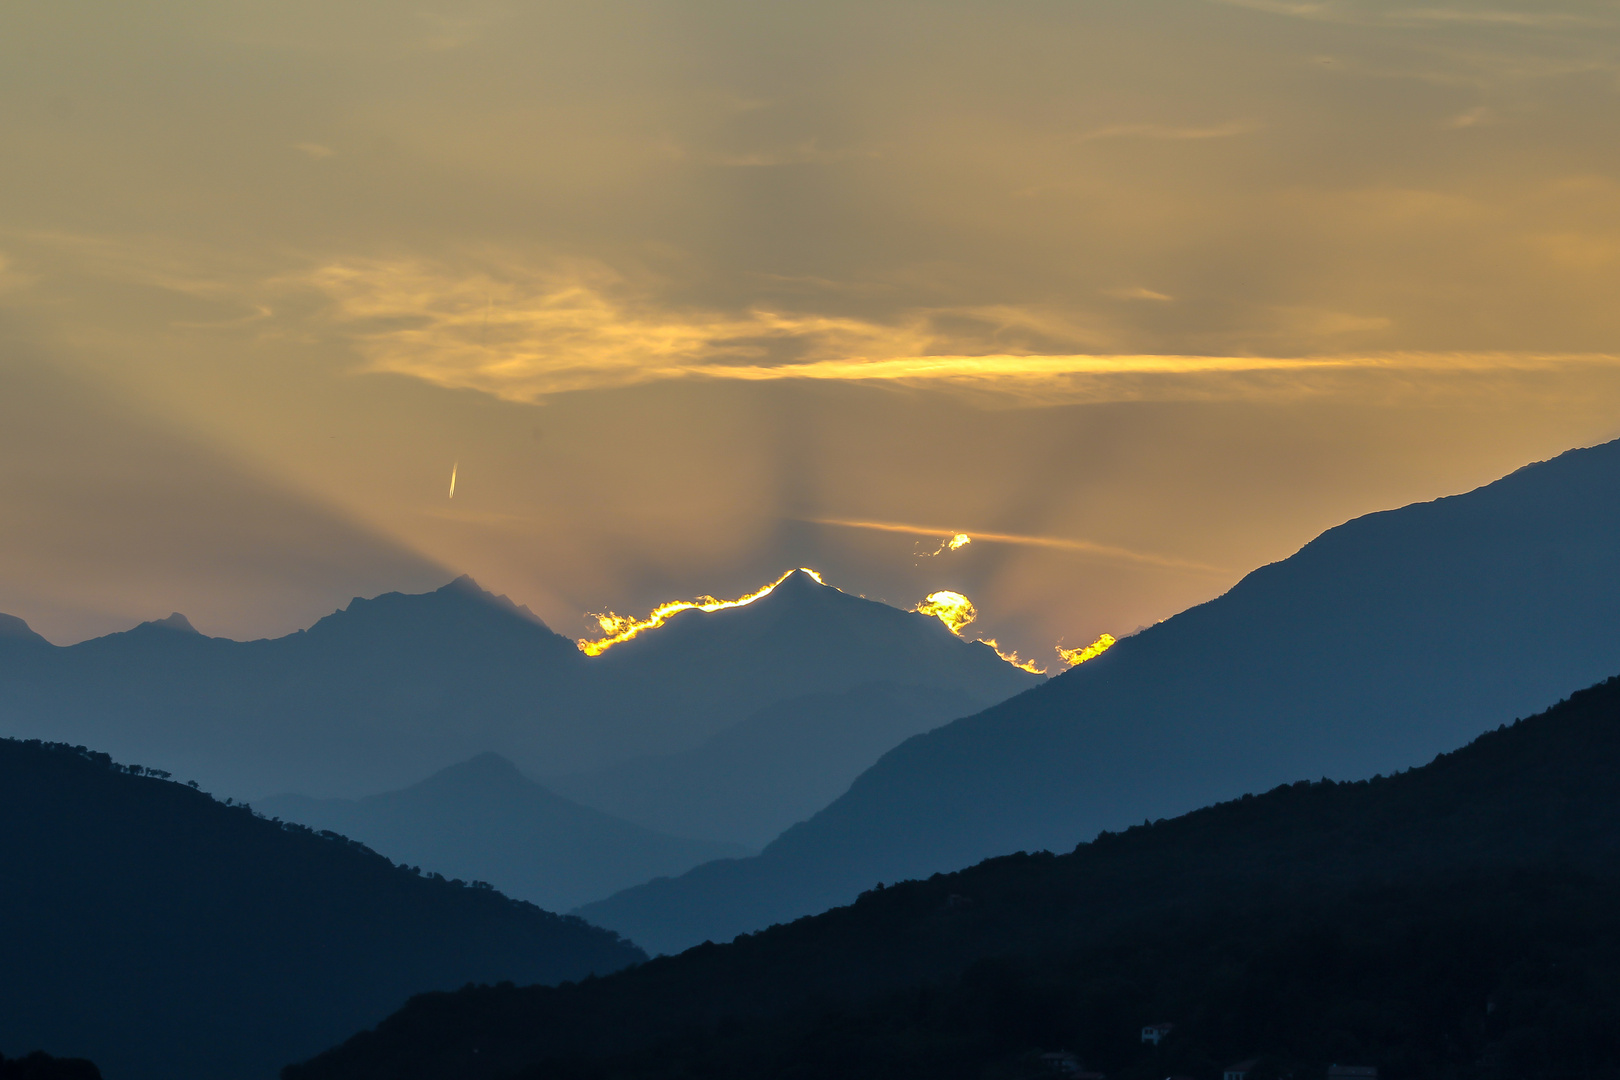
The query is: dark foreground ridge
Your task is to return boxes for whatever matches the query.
[0,740,644,1080]
[289,674,1620,1080]
[0,1051,100,1080]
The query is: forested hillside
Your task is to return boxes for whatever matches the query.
[0,739,643,1080]
[289,674,1620,1080]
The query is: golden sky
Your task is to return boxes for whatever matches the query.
[3,0,1620,663]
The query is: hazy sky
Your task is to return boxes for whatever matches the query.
[4,0,1620,663]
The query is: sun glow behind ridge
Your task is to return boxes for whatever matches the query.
[913,590,1047,674]
[578,568,828,656]
[1057,633,1116,667]
[576,571,1056,674]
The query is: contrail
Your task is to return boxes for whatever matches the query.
[806,517,1227,573]
[449,462,458,499]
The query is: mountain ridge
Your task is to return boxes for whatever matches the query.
[0,569,1040,803]
[579,437,1620,953]
[258,753,746,911]
[285,670,1620,1080]
[0,737,642,1080]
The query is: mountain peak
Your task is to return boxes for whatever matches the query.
[771,567,831,595]
[448,751,527,782]
[433,575,547,625]
[392,752,548,799]
[312,577,563,646]
[0,613,48,645]
[441,573,485,594]
[142,612,199,634]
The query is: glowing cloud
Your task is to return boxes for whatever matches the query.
[813,518,1225,574]
[448,462,457,499]
[914,590,978,634]
[919,532,973,557]
[578,567,828,656]
[304,259,1620,407]
[1057,633,1116,667]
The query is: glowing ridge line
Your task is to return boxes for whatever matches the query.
[913,589,1047,675]
[578,568,827,656]
[1057,633,1116,667]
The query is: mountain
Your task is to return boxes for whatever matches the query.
[0,738,643,1080]
[0,577,589,801]
[547,682,988,848]
[285,673,1620,1080]
[580,438,1620,953]
[258,753,746,911]
[0,571,1040,805]
[0,1052,100,1080]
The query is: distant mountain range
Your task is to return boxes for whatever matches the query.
[547,681,987,848]
[0,738,641,1080]
[0,569,1040,815]
[286,671,1620,1080]
[258,754,747,912]
[580,438,1620,953]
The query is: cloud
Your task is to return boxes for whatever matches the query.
[806,518,1227,573]
[1446,105,1495,128]
[301,256,1619,404]
[712,140,878,168]
[0,252,36,294]
[1080,121,1259,141]
[1390,7,1607,29]
[1213,0,1608,27]
[303,256,933,398]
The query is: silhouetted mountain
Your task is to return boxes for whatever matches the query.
[259,754,746,911]
[0,738,642,1080]
[0,576,587,801]
[548,682,987,847]
[0,1052,100,1080]
[580,438,1620,952]
[0,1055,99,1080]
[0,614,49,645]
[0,572,1039,807]
[286,674,1620,1080]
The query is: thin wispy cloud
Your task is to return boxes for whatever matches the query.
[297,254,1620,403]
[1080,121,1259,142]
[1214,0,1612,29]
[1105,287,1175,302]
[1391,7,1606,29]
[1446,105,1495,127]
[806,518,1228,573]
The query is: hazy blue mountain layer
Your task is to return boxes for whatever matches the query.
[259,753,746,912]
[547,682,986,848]
[0,570,1040,805]
[287,674,1620,1080]
[0,738,642,1080]
[581,438,1620,953]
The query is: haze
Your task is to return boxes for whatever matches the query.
[4,0,1620,660]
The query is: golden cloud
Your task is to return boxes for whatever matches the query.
[306,256,1620,405]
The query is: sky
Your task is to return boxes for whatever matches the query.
[3,0,1620,665]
